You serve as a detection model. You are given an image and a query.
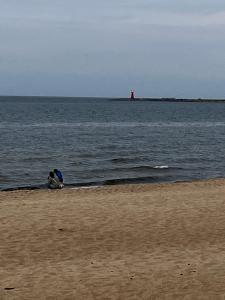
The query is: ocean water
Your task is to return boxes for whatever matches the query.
[1,96,225,190]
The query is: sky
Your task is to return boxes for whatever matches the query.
[0,0,225,98]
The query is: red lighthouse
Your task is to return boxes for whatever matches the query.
[130,90,135,100]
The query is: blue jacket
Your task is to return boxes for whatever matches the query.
[55,169,63,183]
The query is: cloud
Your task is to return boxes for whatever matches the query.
[121,10,225,27]
[121,0,225,14]
[1,0,225,28]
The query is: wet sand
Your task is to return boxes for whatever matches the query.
[1,179,225,299]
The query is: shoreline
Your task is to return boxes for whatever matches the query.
[1,175,223,192]
[1,178,225,298]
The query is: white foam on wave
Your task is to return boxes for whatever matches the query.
[154,165,169,169]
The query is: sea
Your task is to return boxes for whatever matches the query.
[1,96,225,191]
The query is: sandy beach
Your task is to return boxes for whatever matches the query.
[1,179,225,299]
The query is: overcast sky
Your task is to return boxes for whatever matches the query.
[0,0,225,97]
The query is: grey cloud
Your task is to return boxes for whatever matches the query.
[122,0,225,13]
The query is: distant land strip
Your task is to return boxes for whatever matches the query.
[112,98,225,103]
[1,95,225,102]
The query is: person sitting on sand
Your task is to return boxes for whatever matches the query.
[48,171,63,189]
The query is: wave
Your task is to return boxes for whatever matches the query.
[57,165,174,180]
[2,121,225,129]
[103,176,158,185]
[84,165,172,175]
[111,156,149,164]
[0,176,12,183]
[153,165,169,169]
[21,156,54,162]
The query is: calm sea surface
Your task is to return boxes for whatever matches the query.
[1,96,225,190]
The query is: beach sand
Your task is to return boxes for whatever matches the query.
[1,179,225,299]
